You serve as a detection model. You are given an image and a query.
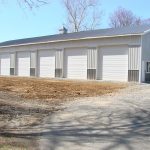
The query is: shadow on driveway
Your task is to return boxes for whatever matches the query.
[0,103,150,150]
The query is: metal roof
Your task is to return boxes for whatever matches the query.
[0,25,150,47]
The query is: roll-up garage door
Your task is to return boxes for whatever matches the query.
[38,50,55,78]
[101,46,128,82]
[0,53,10,76]
[17,52,30,77]
[64,48,87,79]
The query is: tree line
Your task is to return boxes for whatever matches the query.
[1,0,150,32]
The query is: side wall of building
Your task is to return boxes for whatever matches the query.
[141,31,150,82]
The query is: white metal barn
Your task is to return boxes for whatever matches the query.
[0,25,150,83]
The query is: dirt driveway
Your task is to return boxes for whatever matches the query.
[35,84,149,150]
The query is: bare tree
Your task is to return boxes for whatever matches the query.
[63,0,102,32]
[142,18,150,25]
[109,7,142,28]
[18,0,50,9]
[0,0,49,9]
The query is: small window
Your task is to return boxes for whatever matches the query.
[147,62,150,72]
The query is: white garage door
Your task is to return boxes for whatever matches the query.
[0,53,10,76]
[102,46,128,81]
[65,49,87,79]
[38,50,55,78]
[17,52,30,77]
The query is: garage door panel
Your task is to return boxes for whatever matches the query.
[17,52,30,77]
[101,46,128,82]
[65,49,87,79]
[0,53,10,76]
[38,50,55,78]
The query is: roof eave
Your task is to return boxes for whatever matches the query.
[0,33,142,49]
[143,29,150,35]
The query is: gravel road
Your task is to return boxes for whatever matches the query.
[36,84,150,150]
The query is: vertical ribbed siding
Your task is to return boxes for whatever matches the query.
[30,51,37,68]
[87,48,97,80]
[87,48,97,69]
[129,47,140,70]
[30,51,37,76]
[10,53,16,68]
[10,52,16,75]
[128,70,139,82]
[128,46,141,82]
[56,50,63,69]
[55,50,63,78]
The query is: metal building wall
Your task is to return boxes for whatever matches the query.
[55,50,63,78]
[87,48,97,80]
[30,51,37,76]
[128,46,141,82]
[10,52,16,75]
[141,32,150,82]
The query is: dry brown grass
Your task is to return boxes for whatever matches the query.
[0,77,127,100]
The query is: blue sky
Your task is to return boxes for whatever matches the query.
[0,0,149,42]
